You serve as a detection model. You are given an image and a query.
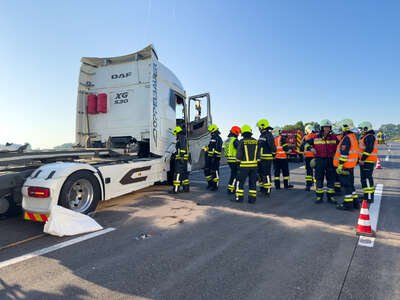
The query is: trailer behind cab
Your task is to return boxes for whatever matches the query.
[0,45,212,220]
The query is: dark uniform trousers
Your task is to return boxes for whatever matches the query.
[208,157,220,188]
[228,162,239,193]
[173,160,189,192]
[236,167,258,202]
[360,163,375,203]
[305,157,314,187]
[274,158,289,188]
[314,157,335,201]
[339,168,355,209]
[258,160,273,194]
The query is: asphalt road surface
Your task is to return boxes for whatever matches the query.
[0,144,399,300]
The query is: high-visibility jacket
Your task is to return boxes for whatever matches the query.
[175,133,189,161]
[223,136,238,163]
[274,135,287,159]
[301,133,316,158]
[359,133,378,163]
[258,130,276,160]
[207,132,223,158]
[333,133,359,168]
[236,136,259,168]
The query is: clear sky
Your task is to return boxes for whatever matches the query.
[0,0,399,148]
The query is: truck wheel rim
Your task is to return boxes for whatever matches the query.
[67,179,94,213]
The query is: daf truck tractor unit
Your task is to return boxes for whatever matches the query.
[0,45,212,220]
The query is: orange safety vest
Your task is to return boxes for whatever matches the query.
[302,133,316,158]
[359,134,378,163]
[275,135,287,159]
[333,133,359,168]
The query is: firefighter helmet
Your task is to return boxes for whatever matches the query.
[256,119,271,130]
[230,126,241,136]
[358,121,373,132]
[340,119,354,131]
[320,119,332,127]
[208,124,219,133]
[305,124,314,134]
[172,126,183,136]
[241,124,252,134]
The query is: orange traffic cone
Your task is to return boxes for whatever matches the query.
[356,200,375,237]
[375,158,382,169]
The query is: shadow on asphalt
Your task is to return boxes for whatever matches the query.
[0,278,89,299]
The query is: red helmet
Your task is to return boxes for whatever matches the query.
[230,126,241,136]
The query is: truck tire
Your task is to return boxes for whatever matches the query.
[0,192,16,219]
[58,170,101,215]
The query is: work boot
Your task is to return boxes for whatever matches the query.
[206,181,212,190]
[259,186,266,194]
[335,187,342,196]
[314,197,323,204]
[235,196,244,203]
[353,198,360,209]
[183,185,190,193]
[305,186,311,192]
[352,193,360,209]
[336,203,352,211]
[168,188,178,194]
[327,195,337,204]
[284,180,293,189]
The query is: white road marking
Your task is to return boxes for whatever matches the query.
[358,236,375,248]
[0,227,116,270]
[369,184,383,232]
[357,184,383,248]
[191,180,206,184]
[385,155,389,161]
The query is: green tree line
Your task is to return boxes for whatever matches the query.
[378,124,400,141]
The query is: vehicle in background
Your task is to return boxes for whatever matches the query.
[0,45,212,220]
[281,130,304,162]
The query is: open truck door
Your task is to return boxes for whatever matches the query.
[186,93,212,170]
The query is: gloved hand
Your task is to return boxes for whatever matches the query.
[310,158,316,168]
[336,165,343,175]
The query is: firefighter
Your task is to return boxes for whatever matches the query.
[170,126,190,193]
[300,124,317,191]
[235,124,259,203]
[358,121,378,203]
[223,126,241,194]
[376,131,383,144]
[333,126,343,195]
[307,119,338,203]
[273,130,293,189]
[334,119,359,210]
[257,119,276,197]
[206,124,223,191]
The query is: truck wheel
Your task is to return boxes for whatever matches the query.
[0,192,13,218]
[58,170,101,215]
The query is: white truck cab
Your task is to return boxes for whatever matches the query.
[21,45,212,219]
